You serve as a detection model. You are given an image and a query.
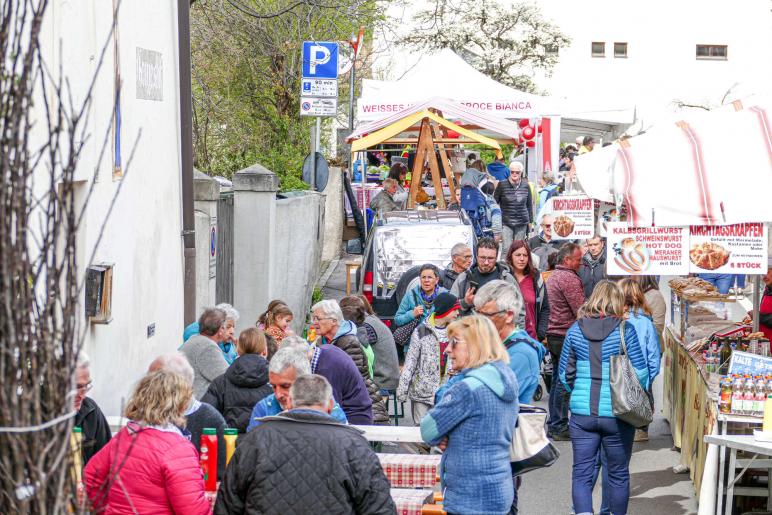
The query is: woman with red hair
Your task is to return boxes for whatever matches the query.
[506,240,550,341]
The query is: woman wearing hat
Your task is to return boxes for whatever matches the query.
[397,292,461,426]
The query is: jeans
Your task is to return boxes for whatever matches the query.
[591,448,610,515]
[570,414,635,515]
[502,224,530,256]
[547,336,569,435]
[697,273,734,294]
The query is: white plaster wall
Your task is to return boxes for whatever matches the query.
[321,167,344,264]
[273,192,326,333]
[38,1,185,416]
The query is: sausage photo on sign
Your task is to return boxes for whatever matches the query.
[613,238,650,274]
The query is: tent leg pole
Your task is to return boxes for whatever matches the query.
[753,275,761,332]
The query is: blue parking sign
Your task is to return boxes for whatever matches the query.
[302,41,338,79]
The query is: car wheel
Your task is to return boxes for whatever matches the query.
[393,265,422,306]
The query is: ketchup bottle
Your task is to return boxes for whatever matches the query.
[200,428,218,491]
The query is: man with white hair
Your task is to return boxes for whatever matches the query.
[180,307,230,399]
[216,375,396,515]
[474,280,546,515]
[440,242,473,290]
[311,299,388,423]
[246,347,347,431]
[369,177,401,215]
[148,353,227,478]
[73,353,111,465]
[281,336,374,424]
[494,161,534,253]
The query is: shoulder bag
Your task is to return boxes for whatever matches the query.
[510,404,560,475]
[610,321,654,428]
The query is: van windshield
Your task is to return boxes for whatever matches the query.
[373,224,473,298]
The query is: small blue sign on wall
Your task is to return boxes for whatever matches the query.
[302,41,339,79]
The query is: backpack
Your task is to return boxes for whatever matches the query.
[460,185,492,238]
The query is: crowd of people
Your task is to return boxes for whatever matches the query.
[73,147,691,515]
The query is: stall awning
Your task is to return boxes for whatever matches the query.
[574,99,772,227]
[349,108,504,153]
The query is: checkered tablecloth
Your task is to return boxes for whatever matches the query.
[377,454,441,488]
[390,488,434,515]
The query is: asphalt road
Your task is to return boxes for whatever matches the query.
[322,260,700,514]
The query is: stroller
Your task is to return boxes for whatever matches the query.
[532,353,553,401]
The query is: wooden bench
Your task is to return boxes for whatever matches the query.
[345,259,362,295]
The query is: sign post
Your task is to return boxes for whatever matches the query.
[301,41,339,191]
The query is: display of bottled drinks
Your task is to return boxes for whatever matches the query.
[702,335,770,375]
[718,374,772,417]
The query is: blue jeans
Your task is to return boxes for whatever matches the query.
[547,336,569,434]
[592,449,610,515]
[570,414,635,515]
[697,273,734,294]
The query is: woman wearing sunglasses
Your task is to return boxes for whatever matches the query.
[420,315,518,515]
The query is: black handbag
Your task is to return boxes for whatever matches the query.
[393,291,422,347]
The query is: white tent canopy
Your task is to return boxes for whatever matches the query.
[574,99,772,227]
[358,49,556,121]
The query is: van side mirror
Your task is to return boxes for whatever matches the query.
[346,238,363,255]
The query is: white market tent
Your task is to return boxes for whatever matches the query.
[358,49,555,121]
[573,98,772,227]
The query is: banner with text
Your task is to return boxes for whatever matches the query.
[606,223,690,275]
[546,195,595,240]
[688,223,768,274]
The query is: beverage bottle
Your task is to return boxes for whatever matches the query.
[224,428,238,466]
[756,376,767,417]
[201,428,218,492]
[732,375,744,414]
[199,440,209,486]
[719,378,732,414]
[719,340,731,375]
[743,375,754,416]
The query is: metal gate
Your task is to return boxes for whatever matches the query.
[216,190,234,304]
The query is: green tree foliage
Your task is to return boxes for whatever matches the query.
[191,0,383,190]
[399,0,570,93]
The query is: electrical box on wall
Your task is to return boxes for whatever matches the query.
[85,264,113,324]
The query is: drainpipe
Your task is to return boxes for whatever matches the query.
[178,0,196,324]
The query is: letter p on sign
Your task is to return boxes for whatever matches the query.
[302,41,339,79]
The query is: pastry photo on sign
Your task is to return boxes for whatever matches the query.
[689,242,731,271]
[612,237,651,274]
[553,215,575,238]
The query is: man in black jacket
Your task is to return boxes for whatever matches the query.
[73,355,111,465]
[440,242,472,290]
[215,374,395,515]
[494,161,533,253]
[578,235,607,297]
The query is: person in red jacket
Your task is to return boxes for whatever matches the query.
[84,370,211,515]
[545,242,586,440]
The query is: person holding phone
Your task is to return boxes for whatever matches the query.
[450,238,518,318]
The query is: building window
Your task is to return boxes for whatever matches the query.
[591,42,605,57]
[545,44,559,56]
[696,44,727,60]
[614,42,628,58]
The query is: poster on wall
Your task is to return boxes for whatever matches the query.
[545,195,595,240]
[596,201,628,237]
[688,223,768,274]
[606,222,689,275]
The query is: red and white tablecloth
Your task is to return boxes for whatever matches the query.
[377,453,441,488]
[390,488,434,515]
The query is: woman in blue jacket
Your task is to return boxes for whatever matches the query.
[395,264,447,328]
[421,315,519,515]
[620,278,661,442]
[559,280,649,515]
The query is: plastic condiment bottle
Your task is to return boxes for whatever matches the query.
[764,394,772,432]
[201,428,218,491]
[224,428,238,465]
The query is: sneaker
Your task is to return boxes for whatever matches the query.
[634,430,649,442]
[550,430,571,441]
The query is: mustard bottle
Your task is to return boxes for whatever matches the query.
[224,428,238,465]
